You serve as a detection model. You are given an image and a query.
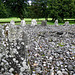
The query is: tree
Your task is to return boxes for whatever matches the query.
[0,1,9,18]
[48,0,75,22]
[28,0,49,20]
[68,0,75,18]
[3,0,28,20]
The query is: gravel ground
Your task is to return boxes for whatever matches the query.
[25,24,75,75]
[0,24,75,75]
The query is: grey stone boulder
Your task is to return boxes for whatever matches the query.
[64,21,70,26]
[41,20,47,26]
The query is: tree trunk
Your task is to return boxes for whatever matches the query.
[52,18,55,22]
[45,18,48,21]
[20,17,24,20]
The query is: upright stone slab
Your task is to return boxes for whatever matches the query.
[10,20,15,25]
[0,23,30,75]
[0,24,3,58]
[2,23,9,38]
[8,21,17,42]
[64,21,69,26]
[31,19,37,26]
[0,24,2,37]
[21,20,26,26]
[16,26,23,40]
[55,20,58,26]
[41,20,47,26]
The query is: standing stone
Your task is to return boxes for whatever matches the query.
[64,21,69,26]
[8,21,16,42]
[10,20,15,25]
[55,20,58,26]
[0,24,3,57]
[0,24,2,37]
[0,23,30,75]
[16,26,23,40]
[41,20,47,26]
[21,20,26,26]
[2,23,9,38]
[31,19,37,26]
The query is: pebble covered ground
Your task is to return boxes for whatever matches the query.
[0,24,75,75]
[25,24,75,75]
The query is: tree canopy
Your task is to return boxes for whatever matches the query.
[0,0,75,21]
[2,0,28,19]
[48,0,75,21]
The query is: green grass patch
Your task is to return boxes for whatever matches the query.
[0,17,52,22]
[64,18,75,20]
[0,17,21,22]
[0,21,75,25]
[0,17,75,25]
[58,43,64,47]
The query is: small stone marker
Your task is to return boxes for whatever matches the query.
[21,20,26,26]
[64,21,69,26]
[10,20,15,25]
[31,19,37,26]
[41,20,47,26]
[55,20,58,26]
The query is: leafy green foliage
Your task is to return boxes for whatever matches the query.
[0,2,10,18]
[3,0,28,19]
[48,0,75,22]
[28,0,49,20]
[0,0,75,21]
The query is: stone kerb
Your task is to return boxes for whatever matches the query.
[31,19,37,26]
[55,20,58,26]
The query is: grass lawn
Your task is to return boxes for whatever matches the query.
[0,17,52,22]
[0,17,75,25]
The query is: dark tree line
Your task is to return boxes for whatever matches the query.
[48,0,75,21]
[0,0,75,21]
